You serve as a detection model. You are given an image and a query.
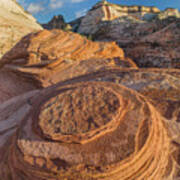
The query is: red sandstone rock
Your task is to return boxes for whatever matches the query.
[0,65,180,179]
[0,29,127,67]
[0,29,137,103]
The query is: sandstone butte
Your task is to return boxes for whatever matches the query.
[78,0,160,34]
[0,63,180,179]
[0,29,137,103]
[0,0,42,58]
[77,0,180,68]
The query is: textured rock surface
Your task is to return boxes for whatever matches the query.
[156,8,180,20]
[124,19,180,68]
[0,69,37,103]
[0,29,136,103]
[0,2,179,179]
[78,1,160,34]
[0,66,180,179]
[77,1,180,68]
[93,17,180,68]
[0,0,42,58]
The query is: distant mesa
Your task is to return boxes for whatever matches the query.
[77,0,179,34]
[78,1,161,34]
[42,15,72,31]
[74,1,180,68]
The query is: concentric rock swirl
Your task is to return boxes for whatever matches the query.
[0,29,136,103]
[1,66,180,179]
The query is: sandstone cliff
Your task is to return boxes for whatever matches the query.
[0,0,42,58]
[78,1,160,34]
[77,1,180,68]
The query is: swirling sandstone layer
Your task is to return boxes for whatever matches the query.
[0,29,136,103]
[0,29,127,68]
[0,66,180,179]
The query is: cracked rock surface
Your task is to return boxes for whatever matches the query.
[0,64,180,179]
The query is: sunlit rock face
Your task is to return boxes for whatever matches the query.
[156,8,180,20]
[77,1,180,68]
[78,1,160,34]
[0,65,180,179]
[0,0,42,58]
[0,29,136,103]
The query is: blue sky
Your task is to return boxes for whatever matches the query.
[17,0,180,23]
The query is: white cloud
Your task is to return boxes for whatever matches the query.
[27,3,44,14]
[71,0,86,3]
[75,9,87,18]
[49,0,63,9]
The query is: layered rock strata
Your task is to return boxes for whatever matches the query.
[0,66,180,179]
[78,1,160,34]
[0,29,136,103]
[0,0,42,58]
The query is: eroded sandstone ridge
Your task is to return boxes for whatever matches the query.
[0,0,42,58]
[0,65,180,179]
[0,29,136,103]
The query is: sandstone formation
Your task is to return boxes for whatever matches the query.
[0,29,136,103]
[96,17,180,68]
[156,8,180,20]
[0,0,42,58]
[77,1,180,68]
[125,19,180,68]
[0,65,180,179]
[0,1,179,179]
[42,15,72,31]
[78,0,160,34]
